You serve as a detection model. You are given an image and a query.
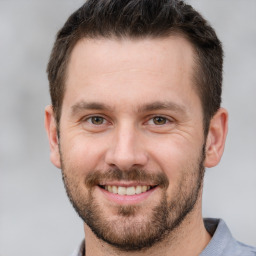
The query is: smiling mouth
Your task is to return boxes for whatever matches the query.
[99,185,156,196]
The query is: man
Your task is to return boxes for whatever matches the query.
[45,0,256,255]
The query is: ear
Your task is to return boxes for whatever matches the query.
[204,108,228,168]
[45,105,61,169]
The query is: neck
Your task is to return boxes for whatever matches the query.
[83,199,211,256]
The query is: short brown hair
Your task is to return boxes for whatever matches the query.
[47,0,223,135]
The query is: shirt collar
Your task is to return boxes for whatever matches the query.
[200,218,234,255]
[71,240,85,256]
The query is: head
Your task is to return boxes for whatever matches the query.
[47,0,223,136]
[45,0,228,252]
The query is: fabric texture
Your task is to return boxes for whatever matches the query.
[71,219,256,256]
[201,218,256,256]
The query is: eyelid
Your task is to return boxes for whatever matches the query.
[90,117,105,125]
[82,114,110,125]
[79,114,174,127]
[145,115,174,125]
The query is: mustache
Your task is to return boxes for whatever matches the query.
[85,167,169,189]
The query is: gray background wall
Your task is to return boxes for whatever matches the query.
[0,1,255,255]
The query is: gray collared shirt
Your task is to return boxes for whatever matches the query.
[201,218,256,256]
[71,218,256,256]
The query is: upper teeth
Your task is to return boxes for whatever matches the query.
[104,185,151,195]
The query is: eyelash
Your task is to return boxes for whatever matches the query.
[85,116,108,125]
[146,116,172,126]
[83,115,173,126]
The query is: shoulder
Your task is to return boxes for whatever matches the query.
[233,241,256,256]
[202,218,256,256]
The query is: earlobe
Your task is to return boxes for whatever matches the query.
[204,108,228,168]
[44,105,61,169]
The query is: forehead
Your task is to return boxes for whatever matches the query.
[66,35,195,81]
[64,36,200,112]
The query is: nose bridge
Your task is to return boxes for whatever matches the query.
[105,121,147,170]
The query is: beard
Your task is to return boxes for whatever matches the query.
[60,145,205,251]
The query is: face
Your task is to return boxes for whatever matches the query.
[52,36,208,250]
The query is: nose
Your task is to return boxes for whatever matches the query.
[104,123,148,171]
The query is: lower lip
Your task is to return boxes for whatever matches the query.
[98,186,157,205]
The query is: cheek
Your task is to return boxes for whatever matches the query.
[147,136,203,196]
[149,137,198,172]
[60,134,109,175]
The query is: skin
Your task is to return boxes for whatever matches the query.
[45,36,228,256]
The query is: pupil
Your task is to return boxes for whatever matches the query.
[92,117,103,124]
[154,117,166,125]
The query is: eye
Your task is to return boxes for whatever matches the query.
[87,116,106,125]
[152,116,167,125]
[147,116,169,125]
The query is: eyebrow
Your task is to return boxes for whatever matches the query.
[71,101,113,115]
[138,101,188,115]
[71,100,188,115]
